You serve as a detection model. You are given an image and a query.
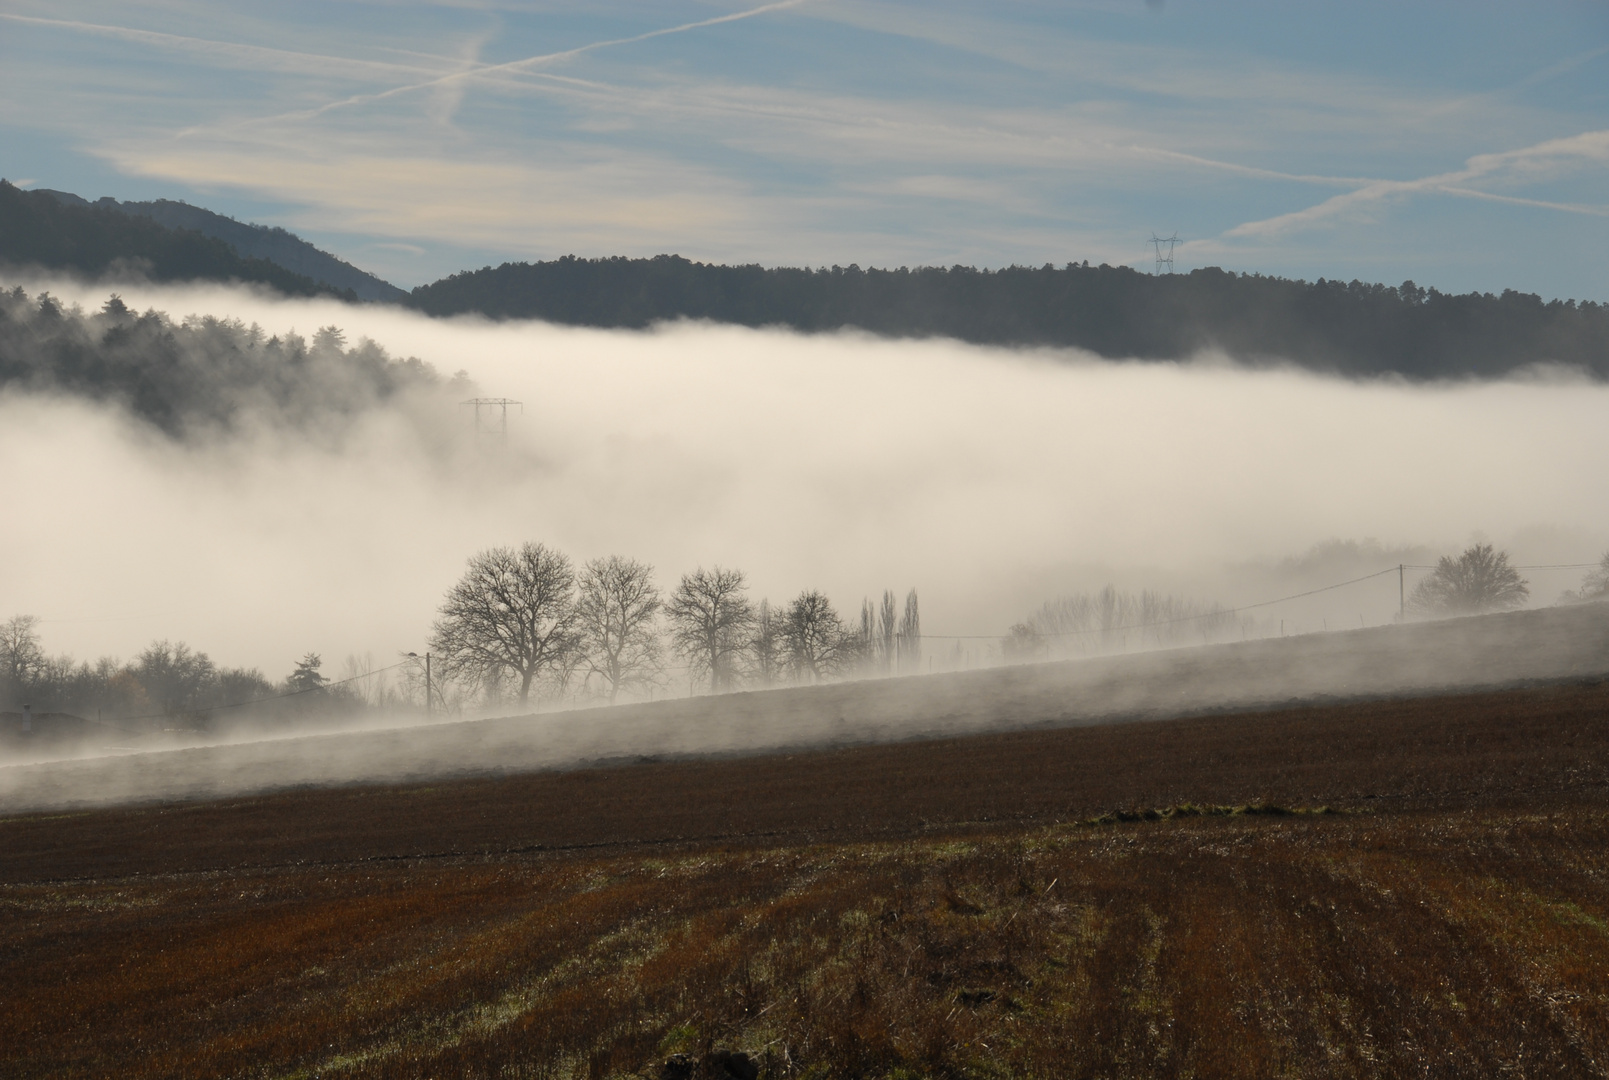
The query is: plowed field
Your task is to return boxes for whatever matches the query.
[3,678,1608,1078]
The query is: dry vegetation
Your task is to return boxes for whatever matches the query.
[4,682,1609,1079]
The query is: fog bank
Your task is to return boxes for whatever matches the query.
[4,276,1608,678]
[4,602,1606,813]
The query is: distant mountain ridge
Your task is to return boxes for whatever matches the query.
[406,255,1609,380]
[7,178,1607,381]
[34,188,405,302]
[0,180,337,298]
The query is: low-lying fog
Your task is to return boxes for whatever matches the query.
[5,274,1608,683]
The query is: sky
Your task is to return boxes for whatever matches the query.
[1,1,1606,294]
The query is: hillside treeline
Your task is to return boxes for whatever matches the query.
[0,181,349,298]
[0,556,920,732]
[0,286,450,436]
[407,255,1609,379]
[0,615,366,737]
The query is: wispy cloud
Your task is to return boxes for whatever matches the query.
[5,1,1602,294]
[1226,130,1609,238]
[99,140,757,252]
[0,12,440,82]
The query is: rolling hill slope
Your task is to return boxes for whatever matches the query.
[35,188,405,302]
[0,181,337,297]
[4,601,1606,812]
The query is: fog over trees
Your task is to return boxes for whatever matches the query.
[0,285,455,436]
[420,551,928,706]
[1005,588,1243,663]
[1408,544,1530,617]
[576,556,663,704]
[0,615,368,735]
[1561,553,1609,605]
[666,567,757,695]
[430,544,582,707]
[9,533,1609,735]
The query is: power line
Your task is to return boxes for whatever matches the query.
[924,566,1403,641]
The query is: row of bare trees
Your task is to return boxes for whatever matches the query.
[428,544,920,707]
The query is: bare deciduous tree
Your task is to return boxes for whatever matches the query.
[430,543,579,706]
[1562,551,1609,604]
[898,589,921,673]
[134,640,218,718]
[879,590,897,673]
[666,566,754,693]
[0,614,45,701]
[577,555,662,703]
[750,598,783,687]
[781,590,845,683]
[1002,621,1047,663]
[1408,543,1529,617]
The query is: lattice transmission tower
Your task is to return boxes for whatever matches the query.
[462,397,523,447]
[1149,233,1181,274]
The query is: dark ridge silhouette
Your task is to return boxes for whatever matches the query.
[8,178,1604,378]
[36,187,405,302]
[406,254,1609,380]
[0,180,350,300]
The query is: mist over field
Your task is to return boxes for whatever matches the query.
[3,274,1608,685]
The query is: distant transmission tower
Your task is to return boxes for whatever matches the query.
[1149,233,1180,274]
[461,397,523,447]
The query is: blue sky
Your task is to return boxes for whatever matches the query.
[1,1,1605,293]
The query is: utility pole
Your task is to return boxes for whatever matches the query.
[1399,564,1405,622]
[407,652,433,719]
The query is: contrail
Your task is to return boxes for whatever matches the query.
[0,12,438,81]
[198,0,815,134]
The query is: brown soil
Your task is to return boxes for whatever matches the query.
[3,680,1608,1079]
[3,679,1606,884]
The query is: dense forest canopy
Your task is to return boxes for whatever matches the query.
[0,286,447,437]
[407,255,1609,380]
[0,180,347,299]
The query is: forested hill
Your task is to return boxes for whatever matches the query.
[36,188,405,302]
[0,284,445,437]
[0,181,346,299]
[407,255,1609,379]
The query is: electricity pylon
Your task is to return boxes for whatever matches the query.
[462,397,523,447]
[1149,233,1180,274]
